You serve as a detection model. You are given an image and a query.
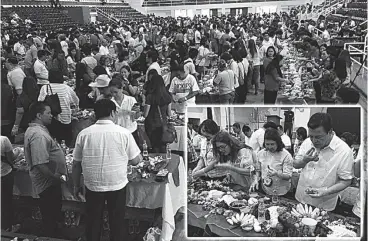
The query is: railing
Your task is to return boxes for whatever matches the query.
[344,39,368,97]
[143,0,291,7]
[306,0,347,20]
[95,7,119,24]
[352,19,368,31]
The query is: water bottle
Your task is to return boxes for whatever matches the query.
[258,199,266,223]
[166,144,171,160]
[143,141,148,160]
[272,190,279,204]
[61,140,67,154]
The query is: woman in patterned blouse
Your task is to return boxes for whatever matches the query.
[208,131,259,189]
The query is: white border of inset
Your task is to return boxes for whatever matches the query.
[183,104,365,241]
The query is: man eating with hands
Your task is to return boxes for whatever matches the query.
[293,113,354,211]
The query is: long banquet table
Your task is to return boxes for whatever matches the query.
[12,154,186,241]
[70,116,185,152]
[187,196,360,238]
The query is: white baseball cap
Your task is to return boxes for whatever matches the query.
[89,74,111,88]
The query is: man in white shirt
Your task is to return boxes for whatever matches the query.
[322,25,332,46]
[5,56,25,95]
[308,20,315,34]
[99,39,110,56]
[195,26,201,47]
[13,39,26,56]
[294,113,354,211]
[33,50,49,86]
[145,50,161,82]
[72,99,142,241]
[134,33,147,56]
[278,125,292,151]
[261,32,274,51]
[249,122,278,153]
[242,125,253,146]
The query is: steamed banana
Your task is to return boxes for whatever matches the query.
[227,218,234,225]
[227,212,250,225]
[291,204,324,220]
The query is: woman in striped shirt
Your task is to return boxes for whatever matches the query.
[38,69,79,146]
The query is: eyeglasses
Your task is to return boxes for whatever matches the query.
[217,145,228,151]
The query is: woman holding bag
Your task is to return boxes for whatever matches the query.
[144,74,172,153]
[38,69,79,146]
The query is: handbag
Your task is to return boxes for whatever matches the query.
[44,84,62,117]
[157,106,177,144]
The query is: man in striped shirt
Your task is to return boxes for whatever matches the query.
[72,99,142,241]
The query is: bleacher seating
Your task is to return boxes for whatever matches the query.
[143,0,287,7]
[1,6,78,29]
[98,6,146,21]
[326,0,368,25]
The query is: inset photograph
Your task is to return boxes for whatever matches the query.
[187,106,362,238]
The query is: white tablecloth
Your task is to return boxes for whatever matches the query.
[126,157,186,241]
[171,126,185,152]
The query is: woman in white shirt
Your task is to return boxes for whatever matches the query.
[196,38,210,76]
[108,78,140,145]
[38,69,79,146]
[233,50,249,103]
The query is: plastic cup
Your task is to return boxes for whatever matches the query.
[302,217,318,234]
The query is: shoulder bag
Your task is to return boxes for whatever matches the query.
[44,84,62,116]
[157,106,177,144]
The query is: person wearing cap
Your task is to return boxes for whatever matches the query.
[38,69,79,145]
[5,56,25,95]
[34,50,50,88]
[89,74,111,101]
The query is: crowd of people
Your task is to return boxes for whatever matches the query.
[1,7,364,111]
[0,2,366,239]
[188,112,364,218]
